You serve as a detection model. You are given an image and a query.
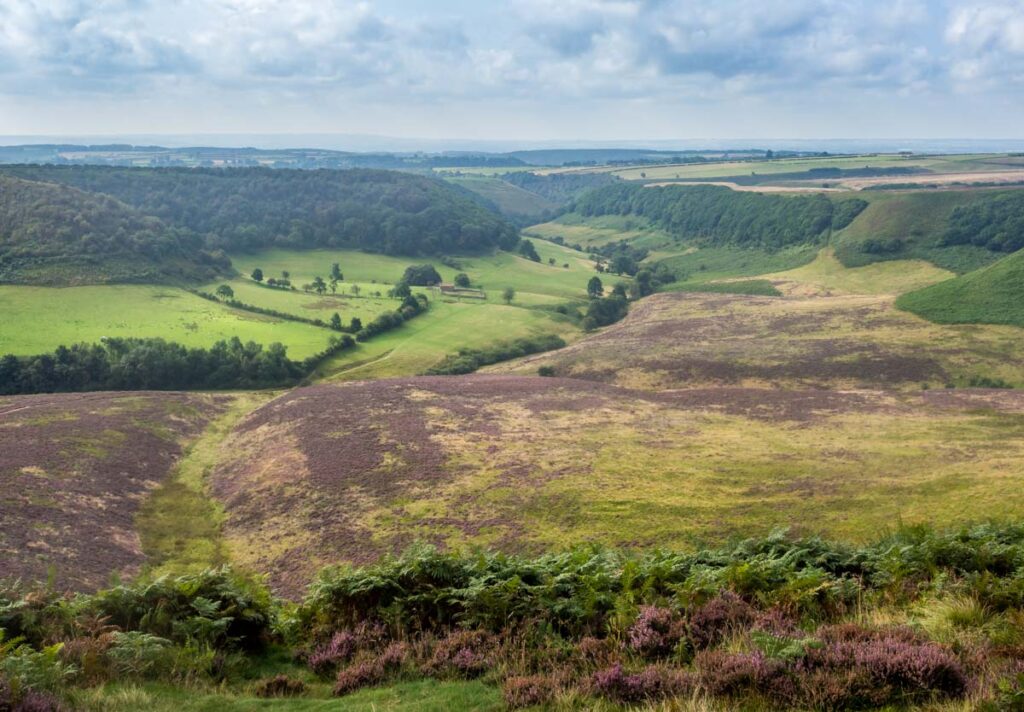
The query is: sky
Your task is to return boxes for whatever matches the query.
[1,0,1023,145]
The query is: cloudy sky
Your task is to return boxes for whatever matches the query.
[1,0,1023,143]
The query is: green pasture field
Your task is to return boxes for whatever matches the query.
[524,213,676,251]
[765,248,954,296]
[202,278,399,325]
[0,285,332,358]
[604,153,1001,181]
[317,298,580,381]
[229,245,600,304]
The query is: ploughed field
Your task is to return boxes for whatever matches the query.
[210,375,1024,597]
[0,391,226,589]
[496,291,1024,390]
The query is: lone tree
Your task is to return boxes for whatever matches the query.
[502,286,515,304]
[518,239,540,262]
[454,272,471,288]
[402,264,442,286]
[250,268,263,283]
[329,278,338,294]
[330,263,343,281]
[281,270,290,280]
[215,284,234,300]
[350,316,362,332]
[312,276,327,295]
[587,276,604,299]
[350,284,362,297]
[329,313,343,331]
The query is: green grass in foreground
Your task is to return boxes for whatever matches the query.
[897,247,1024,327]
[73,679,502,712]
[0,285,332,358]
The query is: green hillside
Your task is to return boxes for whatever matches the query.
[0,165,519,256]
[832,189,1022,273]
[0,175,226,284]
[444,175,559,224]
[897,247,1024,327]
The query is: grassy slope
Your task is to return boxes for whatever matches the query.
[500,291,1024,390]
[524,213,676,250]
[444,175,559,221]
[766,248,954,295]
[831,189,1005,273]
[317,299,579,381]
[897,248,1024,327]
[137,392,276,578]
[0,285,332,358]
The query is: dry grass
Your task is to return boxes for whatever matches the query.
[496,291,1024,390]
[209,376,1024,597]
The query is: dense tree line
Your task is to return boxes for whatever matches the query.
[0,337,305,393]
[0,175,228,284]
[425,334,567,375]
[0,165,520,259]
[574,184,865,250]
[942,190,1024,252]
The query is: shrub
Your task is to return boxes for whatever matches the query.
[253,674,306,698]
[627,606,687,659]
[503,673,561,708]
[0,644,76,695]
[425,630,495,679]
[105,632,171,678]
[307,631,357,676]
[537,366,556,377]
[333,660,385,696]
[688,591,755,650]
[590,663,694,703]
[695,650,787,698]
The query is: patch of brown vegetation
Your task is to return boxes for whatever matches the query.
[500,292,956,390]
[0,391,226,591]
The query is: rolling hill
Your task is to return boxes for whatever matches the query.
[0,165,519,257]
[0,174,227,284]
[897,247,1024,327]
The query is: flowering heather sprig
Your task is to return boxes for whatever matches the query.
[308,630,357,676]
[627,606,686,659]
[591,663,694,703]
[502,673,561,708]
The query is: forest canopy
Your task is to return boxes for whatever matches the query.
[0,166,520,279]
[574,183,866,250]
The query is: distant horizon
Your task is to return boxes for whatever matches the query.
[2,134,1024,155]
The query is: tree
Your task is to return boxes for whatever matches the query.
[612,282,628,298]
[454,272,471,288]
[350,317,362,332]
[330,262,343,281]
[502,286,515,304]
[281,270,290,280]
[329,278,338,294]
[312,276,327,295]
[350,284,362,297]
[251,268,263,282]
[548,257,556,265]
[402,264,442,286]
[215,284,234,300]
[518,239,540,262]
[390,281,412,299]
[329,313,343,331]
[587,276,604,299]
